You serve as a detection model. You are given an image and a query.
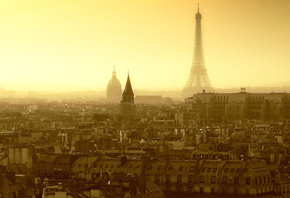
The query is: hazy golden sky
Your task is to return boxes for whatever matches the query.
[0,0,290,91]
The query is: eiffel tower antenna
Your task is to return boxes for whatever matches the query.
[181,4,214,99]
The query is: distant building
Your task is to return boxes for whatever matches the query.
[106,67,122,103]
[8,146,35,175]
[135,95,164,104]
[185,89,290,121]
[120,74,136,116]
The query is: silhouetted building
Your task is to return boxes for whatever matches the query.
[120,74,136,116]
[106,67,122,103]
[181,5,214,99]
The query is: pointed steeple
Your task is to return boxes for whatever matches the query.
[123,73,134,95]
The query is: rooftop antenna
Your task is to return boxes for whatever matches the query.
[198,3,199,12]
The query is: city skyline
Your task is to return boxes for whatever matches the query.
[1,0,290,92]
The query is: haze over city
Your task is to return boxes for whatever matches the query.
[0,0,290,92]
[3,1,290,197]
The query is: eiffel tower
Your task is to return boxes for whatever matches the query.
[181,4,214,99]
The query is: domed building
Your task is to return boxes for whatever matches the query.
[106,67,122,103]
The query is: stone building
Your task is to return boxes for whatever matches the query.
[185,90,290,121]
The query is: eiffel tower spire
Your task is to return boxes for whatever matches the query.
[181,4,214,99]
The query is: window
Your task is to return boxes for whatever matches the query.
[207,168,212,172]
[230,168,235,172]
[246,177,250,185]
[201,167,206,172]
[179,166,183,171]
[211,188,215,195]
[155,175,160,182]
[157,166,162,171]
[222,176,227,184]
[177,175,182,183]
[190,167,194,172]
[236,168,240,173]
[234,177,239,185]
[213,168,217,173]
[211,176,216,184]
[234,188,238,195]
[200,176,204,183]
[188,175,193,183]
[224,168,229,172]
[166,186,170,192]
[166,174,171,183]
[200,187,203,193]
[147,165,152,170]
[168,166,173,171]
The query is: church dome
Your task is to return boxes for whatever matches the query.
[108,76,121,88]
[107,67,122,103]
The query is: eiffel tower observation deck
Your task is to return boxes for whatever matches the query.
[181,4,214,99]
